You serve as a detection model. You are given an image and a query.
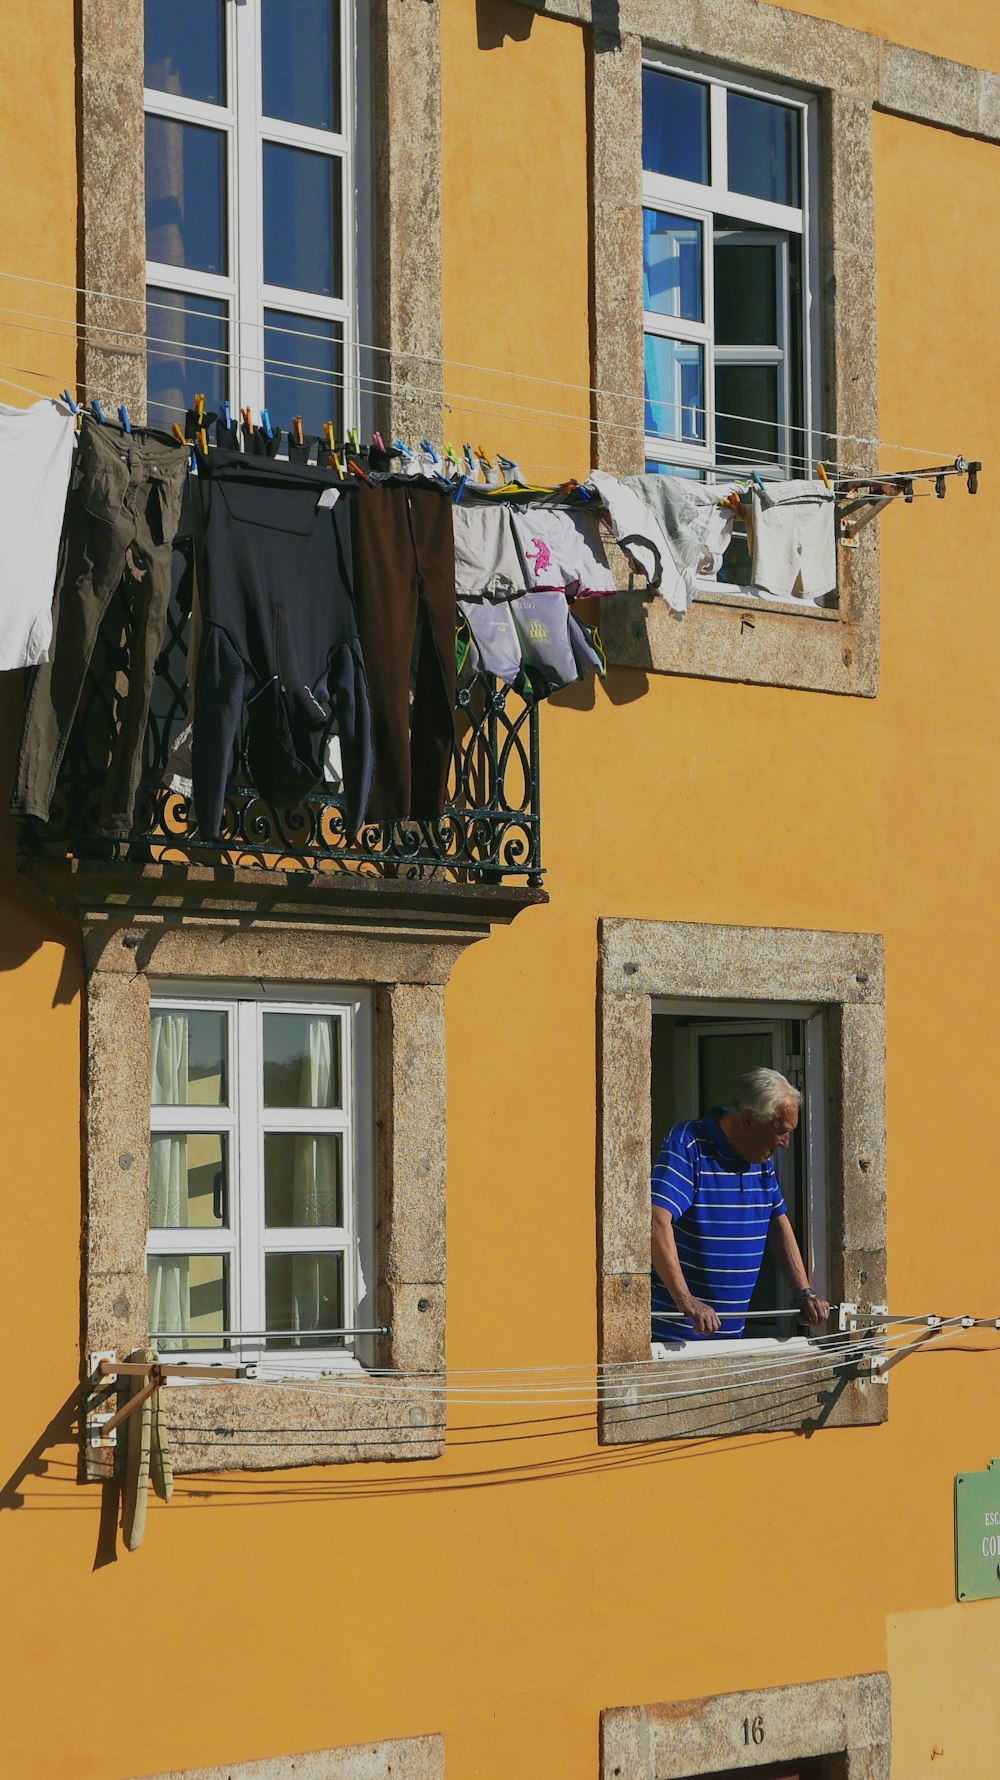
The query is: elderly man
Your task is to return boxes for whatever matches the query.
[651,1067,831,1341]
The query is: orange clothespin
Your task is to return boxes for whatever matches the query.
[171,422,186,445]
[197,426,208,456]
[816,462,832,490]
[346,457,368,481]
[291,415,304,447]
[241,406,254,436]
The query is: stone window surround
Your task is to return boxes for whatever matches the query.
[508,1,999,701]
[137,1733,445,1780]
[55,859,544,1479]
[601,1672,891,1779]
[598,917,887,1443]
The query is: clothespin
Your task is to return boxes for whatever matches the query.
[291,415,304,447]
[260,409,273,440]
[193,393,205,431]
[935,474,947,499]
[170,423,187,445]
[750,470,766,496]
[197,426,208,456]
[61,388,78,414]
[463,442,477,479]
[902,479,914,504]
[241,406,253,435]
[452,474,467,504]
[816,462,831,490]
[967,461,980,494]
[497,454,524,485]
[476,444,493,470]
[118,403,131,434]
[372,430,386,453]
[347,425,361,456]
[221,399,231,430]
[347,456,368,481]
[90,399,105,424]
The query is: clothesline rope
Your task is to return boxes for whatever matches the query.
[0,267,970,466]
[0,302,874,476]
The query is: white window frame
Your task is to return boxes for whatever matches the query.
[641,51,822,492]
[144,0,369,436]
[147,983,375,1379]
[650,996,828,1357]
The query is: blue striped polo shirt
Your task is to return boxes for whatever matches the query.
[650,1109,786,1342]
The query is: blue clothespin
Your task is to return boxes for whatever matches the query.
[260,409,273,440]
[61,389,78,414]
[90,399,105,425]
[751,471,767,496]
[463,442,476,479]
[221,399,231,429]
[118,404,131,433]
[452,475,467,504]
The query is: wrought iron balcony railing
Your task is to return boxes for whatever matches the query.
[22,570,542,887]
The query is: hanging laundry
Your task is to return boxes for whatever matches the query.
[0,399,76,672]
[351,480,456,823]
[11,414,188,836]
[453,503,525,602]
[160,479,203,799]
[190,450,374,841]
[747,478,837,601]
[619,474,738,613]
[509,506,618,597]
[508,591,606,696]
[586,469,672,599]
[458,592,524,686]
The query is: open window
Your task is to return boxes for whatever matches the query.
[651,998,828,1344]
[641,54,828,606]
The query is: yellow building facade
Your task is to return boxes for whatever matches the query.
[1,1,999,1776]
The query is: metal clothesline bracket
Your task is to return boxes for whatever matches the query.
[85,1350,259,1447]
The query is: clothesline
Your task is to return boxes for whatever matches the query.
[0,302,873,478]
[0,266,971,468]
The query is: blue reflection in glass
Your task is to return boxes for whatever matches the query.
[645,461,705,480]
[144,0,226,105]
[727,93,800,207]
[264,310,344,440]
[642,70,709,183]
[644,335,705,443]
[262,0,340,132]
[145,116,227,275]
[263,145,342,297]
[146,286,228,429]
[643,210,703,322]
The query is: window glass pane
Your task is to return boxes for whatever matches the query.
[716,363,780,471]
[263,1011,342,1108]
[265,1251,345,1349]
[644,335,705,444]
[148,1253,228,1351]
[264,311,344,442]
[642,70,709,184]
[643,210,703,323]
[263,144,342,297]
[645,460,706,481]
[150,1008,227,1105]
[715,229,779,346]
[264,1132,344,1228]
[727,92,801,207]
[149,1132,228,1229]
[145,116,227,274]
[261,0,341,132]
[697,1031,773,1116]
[144,0,226,105]
[146,287,228,431]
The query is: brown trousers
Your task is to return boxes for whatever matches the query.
[351,481,457,822]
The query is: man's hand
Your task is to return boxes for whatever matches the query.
[796,1291,831,1326]
[681,1296,722,1335]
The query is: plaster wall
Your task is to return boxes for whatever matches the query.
[0,6,999,1780]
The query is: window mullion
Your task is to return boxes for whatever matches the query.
[236,1001,262,1364]
[709,79,727,205]
[234,0,262,423]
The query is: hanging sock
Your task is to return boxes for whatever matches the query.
[120,1349,174,1553]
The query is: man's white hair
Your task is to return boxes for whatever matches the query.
[730,1066,801,1120]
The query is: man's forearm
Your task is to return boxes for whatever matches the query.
[651,1215,696,1310]
[767,1213,811,1292]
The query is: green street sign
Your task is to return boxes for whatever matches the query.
[955,1459,1000,1601]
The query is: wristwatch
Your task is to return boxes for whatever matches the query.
[793,1285,817,1302]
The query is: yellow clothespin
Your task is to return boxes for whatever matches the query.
[476,443,493,469]
[816,462,831,490]
[171,423,187,445]
[347,424,360,456]
[197,426,208,455]
[193,392,205,424]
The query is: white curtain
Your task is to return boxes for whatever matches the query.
[290,1017,337,1341]
[148,1012,190,1351]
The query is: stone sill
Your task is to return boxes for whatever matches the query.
[597,1353,887,1444]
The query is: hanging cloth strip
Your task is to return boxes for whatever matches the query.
[0,397,75,671]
